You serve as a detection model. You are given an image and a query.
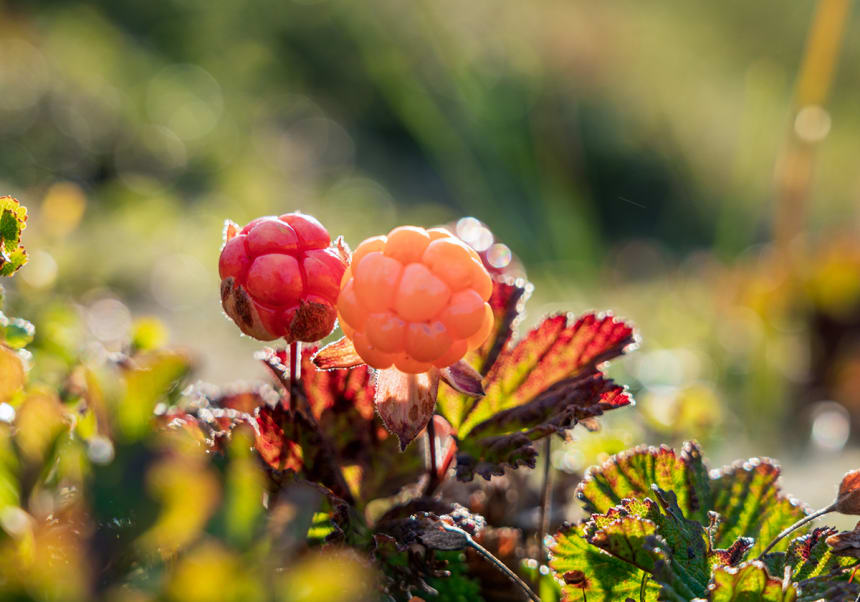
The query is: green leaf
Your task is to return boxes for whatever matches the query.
[784,527,854,581]
[425,551,484,602]
[2,317,35,349]
[118,350,192,440]
[576,441,809,554]
[549,523,660,602]
[793,574,859,601]
[710,460,809,555]
[0,197,27,277]
[708,562,797,601]
[577,441,711,523]
[585,510,658,572]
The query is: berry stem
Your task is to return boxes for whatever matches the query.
[289,341,301,404]
[426,410,439,493]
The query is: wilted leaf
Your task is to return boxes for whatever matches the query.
[439,361,485,398]
[707,561,796,601]
[312,336,364,370]
[827,521,860,559]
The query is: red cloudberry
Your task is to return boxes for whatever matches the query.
[219,212,346,343]
[338,226,493,374]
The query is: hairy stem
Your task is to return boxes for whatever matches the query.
[757,502,836,559]
[440,522,539,602]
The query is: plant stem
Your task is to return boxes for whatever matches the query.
[440,522,540,602]
[757,502,836,559]
[426,411,439,488]
[537,437,552,564]
[640,572,649,602]
[289,341,301,404]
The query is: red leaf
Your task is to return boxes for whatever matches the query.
[254,404,304,472]
[261,346,425,503]
[484,312,635,411]
[434,279,638,481]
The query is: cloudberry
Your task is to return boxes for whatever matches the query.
[219,212,347,343]
[338,226,493,373]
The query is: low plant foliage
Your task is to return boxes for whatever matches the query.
[2,204,860,601]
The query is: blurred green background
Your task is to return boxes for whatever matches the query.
[2,0,860,511]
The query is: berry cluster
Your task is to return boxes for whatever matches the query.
[337,226,493,373]
[219,213,346,343]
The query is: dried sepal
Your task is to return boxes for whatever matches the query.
[439,360,485,398]
[312,336,364,370]
[375,368,440,451]
[826,521,860,559]
[836,469,860,515]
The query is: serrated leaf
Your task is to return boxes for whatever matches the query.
[826,521,860,559]
[2,317,34,349]
[549,523,660,602]
[456,373,632,480]
[0,197,27,277]
[437,279,528,431]
[575,442,809,556]
[577,441,710,523]
[710,459,808,555]
[707,561,797,601]
[785,527,840,580]
[435,278,637,480]
[711,537,755,569]
[585,513,659,571]
[459,311,635,436]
